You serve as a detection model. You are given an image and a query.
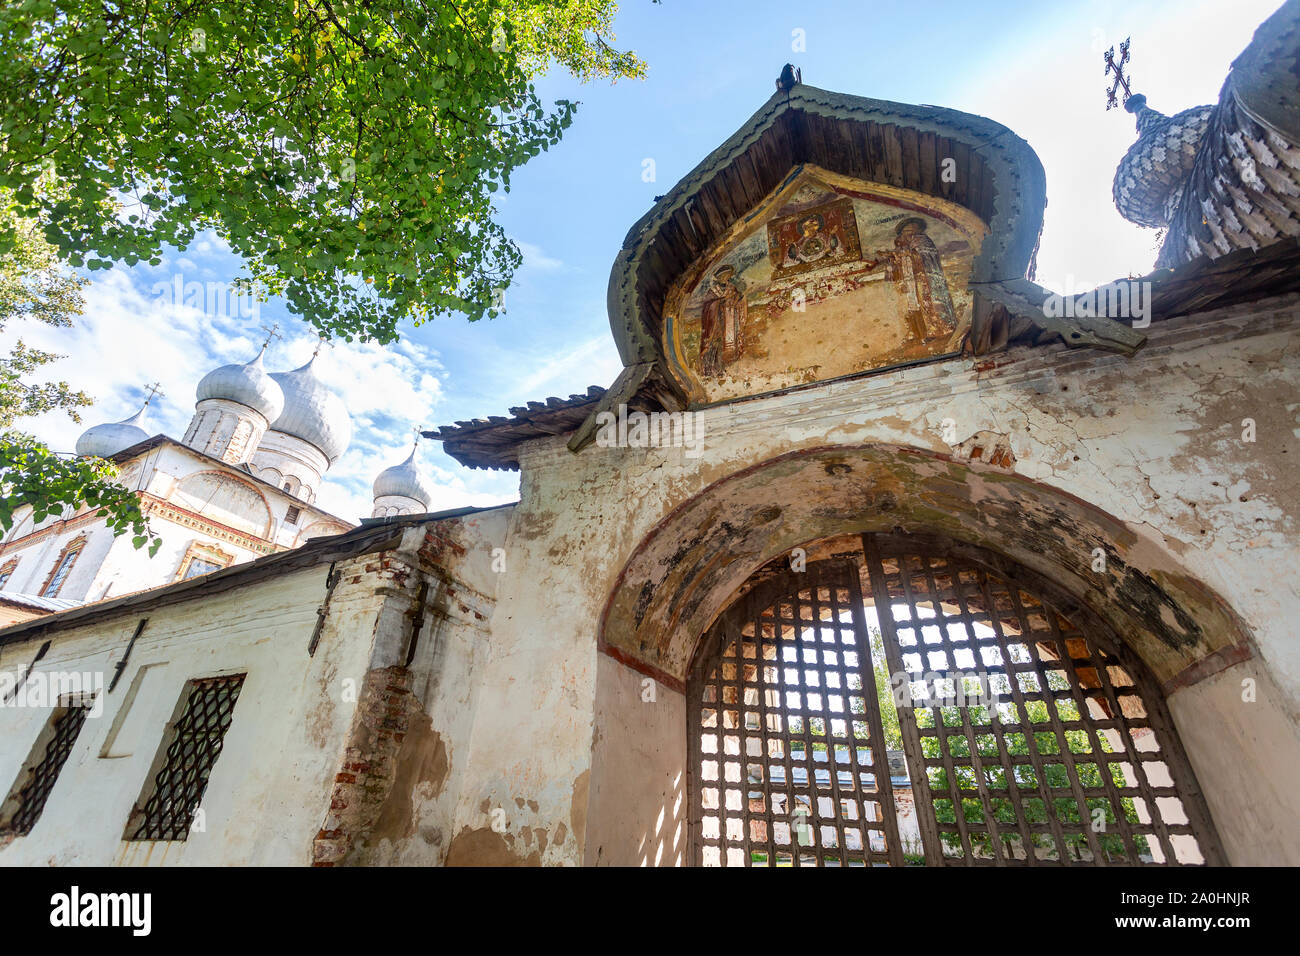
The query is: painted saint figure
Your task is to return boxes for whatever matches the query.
[698,264,747,377]
[875,217,958,343]
[783,213,841,269]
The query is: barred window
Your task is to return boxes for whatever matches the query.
[1,704,92,835]
[41,540,85,597]
[127,674,245,841]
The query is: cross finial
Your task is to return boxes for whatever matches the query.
[142,382,164,406]
[259,322,283,350]
[1104,37,1132,111]
[311,333,327,359]
[411,425,422,449]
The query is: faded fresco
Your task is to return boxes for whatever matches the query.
[665,168,987,403]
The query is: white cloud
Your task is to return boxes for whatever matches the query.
[515,239,564,272]
[509,334,622,401]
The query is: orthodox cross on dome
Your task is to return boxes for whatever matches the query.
[1104,37,1133,111]
[311,334,327,359]
[411,425,422,449]
[142,381,164,407]
[258,322,283,351]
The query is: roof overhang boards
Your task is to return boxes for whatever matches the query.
[570,84,1143,451]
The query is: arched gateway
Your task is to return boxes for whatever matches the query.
[686,533,1225,866]
[432,49,1300,867]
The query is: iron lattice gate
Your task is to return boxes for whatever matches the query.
[687,534,1226,867]
[688,560,904,866]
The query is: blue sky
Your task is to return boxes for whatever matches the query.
[7,0,1282,521]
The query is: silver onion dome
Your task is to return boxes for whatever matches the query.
[267,356,352,463]
[75,403,151,458]
[373,446,435,508]
[1113,94,1214,228]
[195,348,285,421]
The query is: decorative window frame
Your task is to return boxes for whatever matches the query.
[39,534,89,598]
[174,541,236,582]
[0,558,18,590]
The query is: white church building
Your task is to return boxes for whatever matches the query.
[0,342,436,626]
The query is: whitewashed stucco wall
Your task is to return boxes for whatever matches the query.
[0,297,1295,866]
[0,562,358,865]
[443,295,1300,866]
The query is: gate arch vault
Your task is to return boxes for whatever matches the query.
[686,536,1225,866]
[599,444,1254,693]
[593,444,1267,865]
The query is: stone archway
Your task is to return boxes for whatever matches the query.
[589,443,1294,865]
[599,443,1254,693]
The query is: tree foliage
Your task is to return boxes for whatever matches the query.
[869,627,905,751]
[0,0,646,343]
[0,437,160,553]
[0,191,159,554]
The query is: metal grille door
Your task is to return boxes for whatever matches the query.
[130,674,245,841]
[688,561,904,866]
[861,533,1225,866]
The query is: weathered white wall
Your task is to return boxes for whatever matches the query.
[442,295,1300,866]
[584,653,686,867]
[0,561,363,865]
[1,297,1295,866]
[0,510,511,867]
[343,508,510,866]
[441,495,598,865]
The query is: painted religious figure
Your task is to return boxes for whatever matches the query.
[871,217,958,343]
[664,168,985,404]
[698,264,747,377]
[766,197,862,279]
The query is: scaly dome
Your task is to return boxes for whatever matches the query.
[267,356,352,463]
[75,402,151,458]
[195,348,285,421]
[372,445,435,508]
[1113,94,1214,228]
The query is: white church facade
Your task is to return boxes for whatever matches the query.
[0,342,437,626]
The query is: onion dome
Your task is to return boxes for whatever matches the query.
[75,402,151,458]
[372,445,435,508]
[1113,94,1214,228]
[267,356,352,463]
[195,348,285,421]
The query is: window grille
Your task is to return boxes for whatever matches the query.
[3,705,91,835]
[129,674,245,841]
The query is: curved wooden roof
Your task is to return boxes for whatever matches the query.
[606,84,1051,372]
